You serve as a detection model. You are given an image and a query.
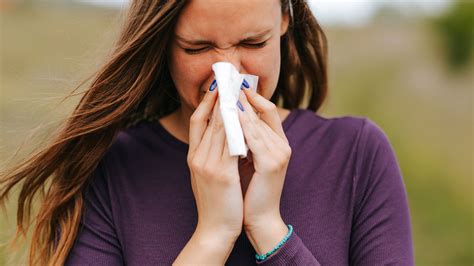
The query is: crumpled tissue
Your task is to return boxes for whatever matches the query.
[211,62,258,158]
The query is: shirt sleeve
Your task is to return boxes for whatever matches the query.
[255,229,321,265]
[349,118,415,265]
[64,161,124,265]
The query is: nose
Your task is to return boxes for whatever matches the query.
[214,45,243,72]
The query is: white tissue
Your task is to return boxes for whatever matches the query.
[211,62,258,158]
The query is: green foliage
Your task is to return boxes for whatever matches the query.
[434,1,474,69]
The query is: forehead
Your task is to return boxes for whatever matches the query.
[174,0,281,40]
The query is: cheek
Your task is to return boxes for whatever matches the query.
[170,51,208,85]
[243,45,281,99]
[169,49,211,104]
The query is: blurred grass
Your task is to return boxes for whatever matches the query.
[0,4,122,265]
[322,17,473,265]
[1,3,473,265]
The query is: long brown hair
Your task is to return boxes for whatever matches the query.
[0,0,327,265]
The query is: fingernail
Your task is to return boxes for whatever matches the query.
[209,79,217,91]
[242,79,249,89]
[237,100,245,111]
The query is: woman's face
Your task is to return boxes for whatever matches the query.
[168,0,289,111]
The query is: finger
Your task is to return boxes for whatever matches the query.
[207,100,226,163]
[259,119,289,155]
[237,90,270,156]
[194,98,219,163]
[238,90,278,151]
[222,135,230,158]
[189,82,218,156]
[242,86,286,140]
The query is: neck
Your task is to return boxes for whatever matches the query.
[174,106,193,144]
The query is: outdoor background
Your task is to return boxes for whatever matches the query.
[0,0,472,265]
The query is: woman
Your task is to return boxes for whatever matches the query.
[0,0,414,265]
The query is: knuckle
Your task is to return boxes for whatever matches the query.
[275,159,286,172]
[211,122,224,134]
[268,160,281,172]
[216,172,236,185]
[189,158,201,171]
[263,102,277,113]
[213,115,224,128]
[283,145,292,159]
[218,176,235,186]
[200,164,236,185]
[202,164,215,178]
[249,115,259,124]
[240,113,249,123]
[267,151,290,172]
[190,114,202,125]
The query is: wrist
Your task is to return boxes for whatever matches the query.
[244,216,288,255]
[195,223,241,244]
[174,229,238,265]
[194,227,239,253]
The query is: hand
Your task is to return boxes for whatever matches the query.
[236,86,292,233]
[186,85,244,241]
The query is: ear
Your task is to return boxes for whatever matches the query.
[280,12,290,37]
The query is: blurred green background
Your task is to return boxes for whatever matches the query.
[0,1,472,265]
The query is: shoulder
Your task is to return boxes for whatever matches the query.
[85,121,157,189]
[103,121,156,161]
[287,109,394,159]
[85,123,145,177]
[287,109,371,143]
[83,121,158,189]
[354,117,400,176]
[291,109,388,138]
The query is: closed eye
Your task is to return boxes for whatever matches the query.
[184,41,268,55]
[243,41,268,48]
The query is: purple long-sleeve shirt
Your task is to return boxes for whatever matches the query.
[64,108,414,265]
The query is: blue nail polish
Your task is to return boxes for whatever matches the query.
[209,79,217,91]
[237,100,245,111]
[242,79,250,89]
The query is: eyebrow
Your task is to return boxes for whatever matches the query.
[175,29,273,46]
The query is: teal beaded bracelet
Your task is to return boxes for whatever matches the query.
[255,224,293,262]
